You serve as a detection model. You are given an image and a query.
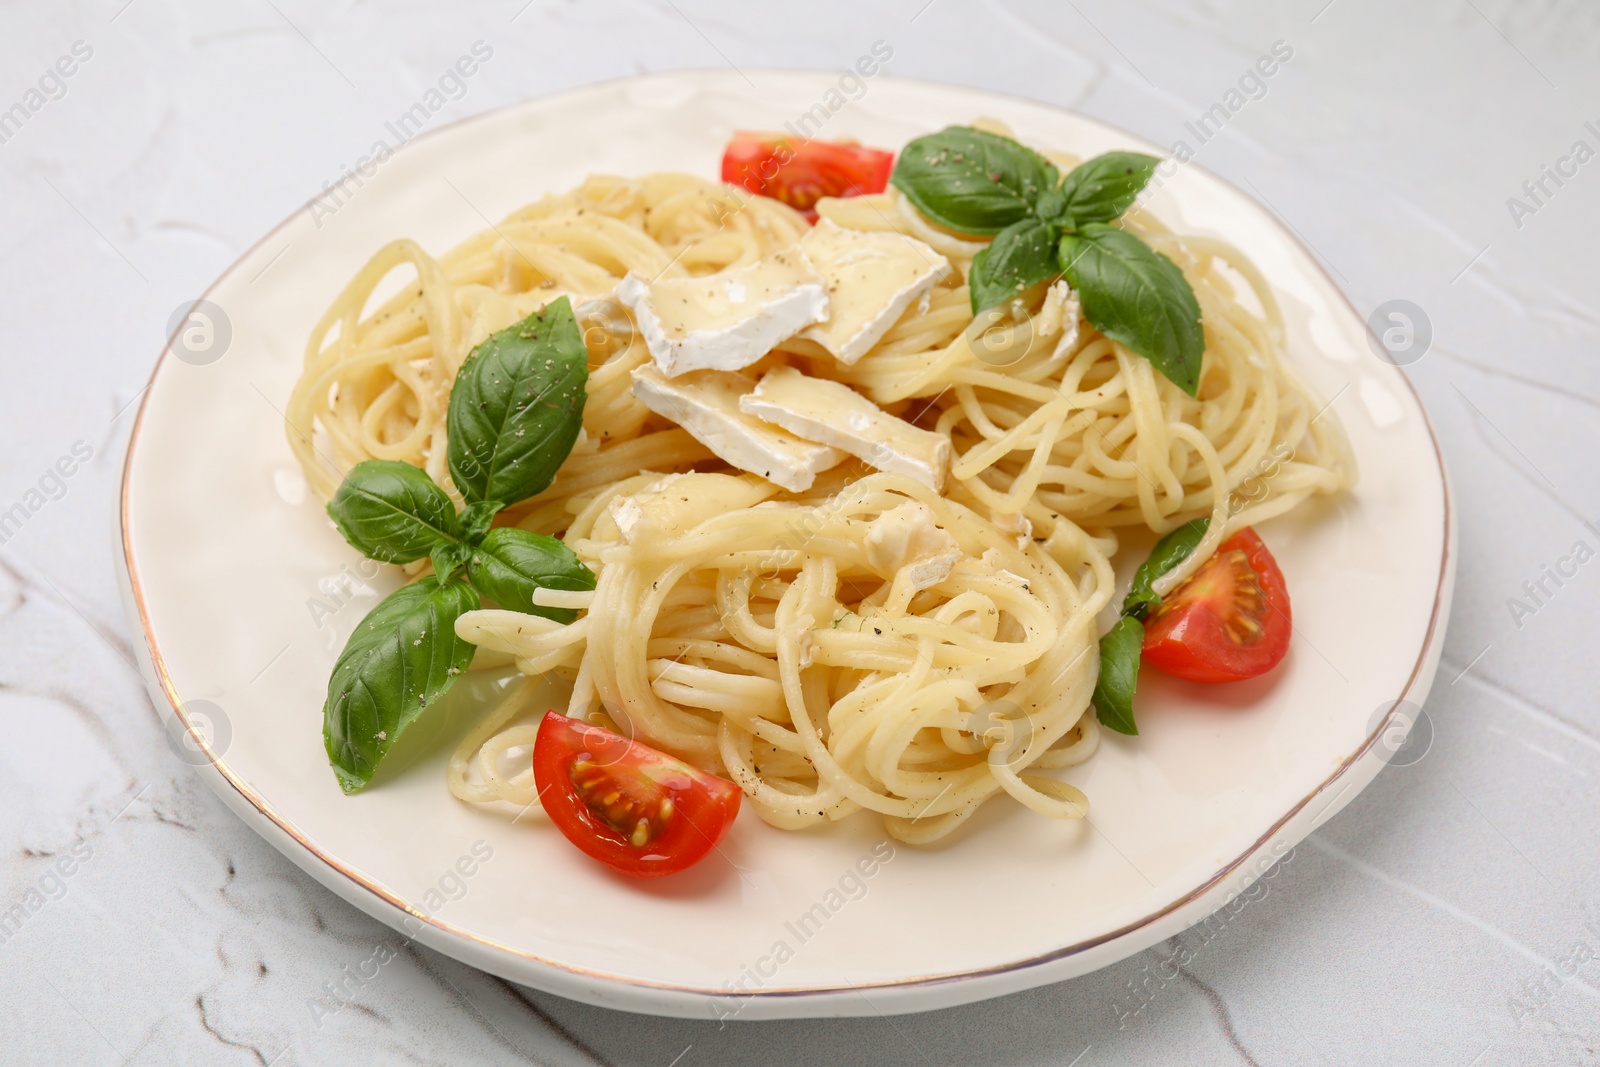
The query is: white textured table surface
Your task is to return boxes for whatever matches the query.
[2,2,1597,1064]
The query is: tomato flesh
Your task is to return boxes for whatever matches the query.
[533,711,741,877]
[1141,527,1291,683]
[720,132,895,218]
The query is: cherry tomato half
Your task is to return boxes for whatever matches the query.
[1141,527,1292,683]
[532,711,741,878]
[720,132,895,218]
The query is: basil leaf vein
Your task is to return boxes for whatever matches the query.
[969,217,1061,314]
[326,459,462,563]
[1059,223,1205,396]
[1092,616,1144,736]
[466,527,596,624]
[1058,151,1160,227]
[890,126,1059,236]
[447,297,589,506]
[1123,518,1209,620]
[322,577,480,794]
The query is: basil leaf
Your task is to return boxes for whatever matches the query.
[969,218,1061,313]
[459,500,502,545]
[466,527,596,624]
[447,297,588,506]
[322,577,480,794]
[326,459,461,563]
[891,126,1060,236]
[1059,223,1205,396]
[1124,518,1210,620]
[1035,187,1067,225]
[430,542,472,583]
[1092,616,1144,736]
[1058,152,1160,227]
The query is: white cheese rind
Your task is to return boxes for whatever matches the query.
[630,364,844,492]
[798,219,951,364]
[863,500,962,592]
[608,495,644,542]
[614,249,829,377]
[989,509,1033,551]
[739,365,950,492]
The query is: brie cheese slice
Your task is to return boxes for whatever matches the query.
[739,365,950,492]
[863,500,962,592]
[631,364,844,492]
[798,219,951,364]
[615,249,828,377]
[988,509,1033,551]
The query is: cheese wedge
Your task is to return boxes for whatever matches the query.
[615,249,828,377]
[739,366,950,492]
[798,219,950,364]
[631,364,844,492]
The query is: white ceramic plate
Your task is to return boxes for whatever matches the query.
[118,71,1452,1020]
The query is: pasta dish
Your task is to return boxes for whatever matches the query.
[285,122,1354,876]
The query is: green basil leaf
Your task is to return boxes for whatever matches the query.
[1123,518,1209,620]
[1059,223,1205,396]
[459,501,502,545]
[1092,615,1144,736]
[891,126,1060,236]
[326,459,461,563]
[447,297,588,506]
[1035,188,1067,225]
[969,218,1061,313]
[466,527,596,624]
[1058,152,1160,227]
[430,542,472,584]
[323,577,480,794]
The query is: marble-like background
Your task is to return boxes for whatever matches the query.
[2,1,1597,1063]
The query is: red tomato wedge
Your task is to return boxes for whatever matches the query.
[720,132,895,218]
[1141,527,1292,683]
[533,711,741,878]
